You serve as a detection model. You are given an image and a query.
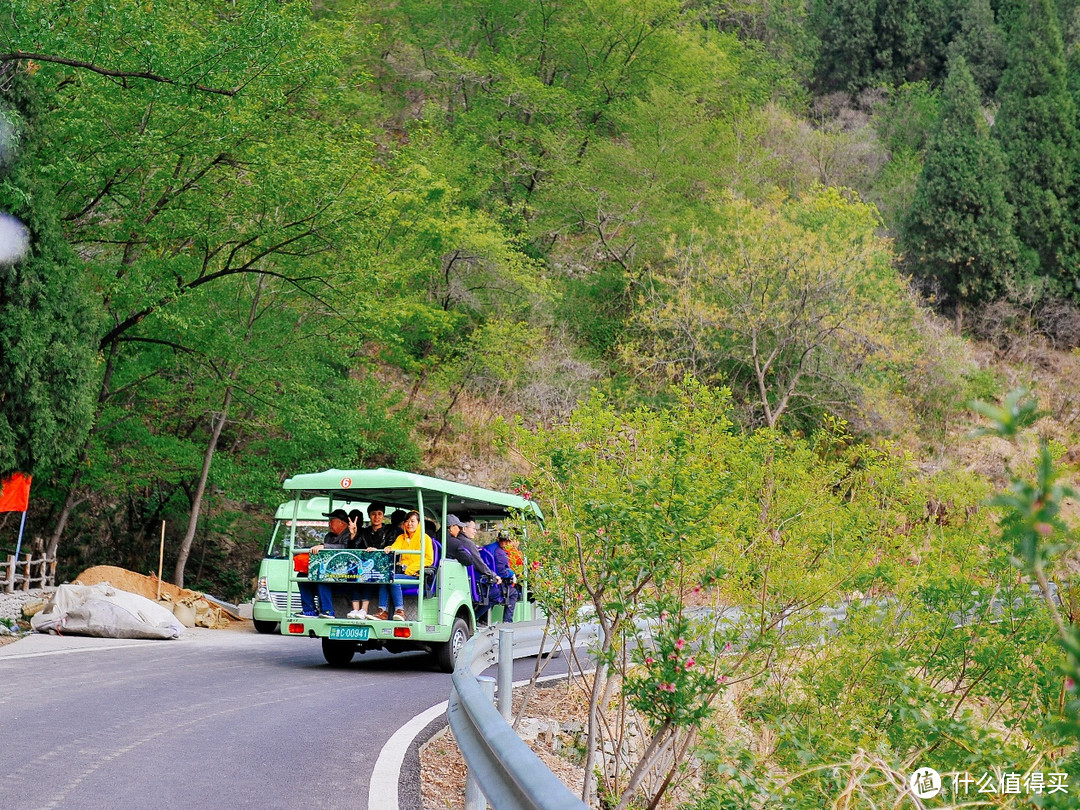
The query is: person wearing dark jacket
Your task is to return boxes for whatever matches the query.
[356,501,395,549]
[488,534,520,623]
[299,508,350,618]
[345,502,395,619]
[445,515,500,581]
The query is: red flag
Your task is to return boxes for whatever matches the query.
[0,473,31,513]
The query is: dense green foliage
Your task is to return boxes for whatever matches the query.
[902,57,1016,306]
[0,0,1074,596]
[3,0,1080,805]
[994,0,1078,290]
[0,79,97,476]
[513,384,1075,807]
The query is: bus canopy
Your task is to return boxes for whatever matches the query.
[281,468,543,522]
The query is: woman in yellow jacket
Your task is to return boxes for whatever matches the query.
[373,510,434,621]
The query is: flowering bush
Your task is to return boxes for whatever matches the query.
[624,603,725,729]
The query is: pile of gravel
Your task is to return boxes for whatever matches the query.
[0,588,55,624]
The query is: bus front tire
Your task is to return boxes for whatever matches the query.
[253,619,279,634]
[322,638,356,667]
[434,617,471,673]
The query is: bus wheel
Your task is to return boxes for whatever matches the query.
[434,617,471,673]
[322,638,356,667]
[253,619,279,634]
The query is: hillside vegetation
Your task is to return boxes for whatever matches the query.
[1,2,1080,803]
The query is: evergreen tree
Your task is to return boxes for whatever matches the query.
[812,0,954,90]
[0,79,98,476]
[902,57,1017,307]
[812,0,882,90]
[994,0,1078,292]
[949,0,1007,100]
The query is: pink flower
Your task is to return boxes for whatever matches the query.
[660,610,670,621]
[718,674,727,683]
[685,657,695,669]
[669,652,678,660]
[655,682,677,693]
[1067,677,1076,691]
[675,638,686,650]
[645,656,655,665]
[531,560,540,571]
[724,642,732,652]
[692,585,701,594]
[596,527,605,536]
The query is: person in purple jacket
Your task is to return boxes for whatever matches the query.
[487,533,520,622]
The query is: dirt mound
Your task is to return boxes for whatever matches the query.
[73,565,197,603]
[71,565,234,629]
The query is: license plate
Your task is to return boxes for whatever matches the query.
[329,625,369,641]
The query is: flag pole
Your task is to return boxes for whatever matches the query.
[157,521,165,600]
[13,508,27,563]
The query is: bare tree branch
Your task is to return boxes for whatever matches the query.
[0,52,239,96]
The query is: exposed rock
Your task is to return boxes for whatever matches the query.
[21,599,47,619]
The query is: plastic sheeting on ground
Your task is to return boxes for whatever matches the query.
[30,583,184,640]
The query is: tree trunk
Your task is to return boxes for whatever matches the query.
[172,384,233,588]
[48,344,119,557]
[47,486,86,558]
[171,274,263,588]
[581,659,609,806]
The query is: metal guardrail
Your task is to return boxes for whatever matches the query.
[448,623,589,810]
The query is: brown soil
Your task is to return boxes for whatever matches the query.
[421,678,589,810]
[72,565,199,603]
[71,565,240,628]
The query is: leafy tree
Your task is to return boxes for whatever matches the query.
[3,0,446,581]
[623,188,908,429]
[994,0,1079,290]
[875,81,941,157]
[810,0,881,90]
[902,56,1017,310]
[512,382,1040,807]
[508,383,742,807]
[683,0,819,82]
[973,391,1080,743]
[0,74,97,477]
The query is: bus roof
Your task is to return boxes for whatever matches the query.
[282,468,543,520]
[272,496,368,521]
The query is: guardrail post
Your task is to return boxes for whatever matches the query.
[465,676,496,810]
[498,627,514,721]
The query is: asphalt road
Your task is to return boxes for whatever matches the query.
[0,627,489,810]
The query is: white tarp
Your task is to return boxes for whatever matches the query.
[31,583,184,640]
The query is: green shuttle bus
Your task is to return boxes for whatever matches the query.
[278,468,543,671]
[252,496,369,634]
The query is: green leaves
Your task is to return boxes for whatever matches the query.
[624,188,909,429]
[901,56,1018,307]
[969,388,1042,438]
[967,389,1080,747]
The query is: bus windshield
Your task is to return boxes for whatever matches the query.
[266,520,327,558]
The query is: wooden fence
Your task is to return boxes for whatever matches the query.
[1,554,57,593]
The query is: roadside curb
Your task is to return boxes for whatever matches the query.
[401,707,451,810]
